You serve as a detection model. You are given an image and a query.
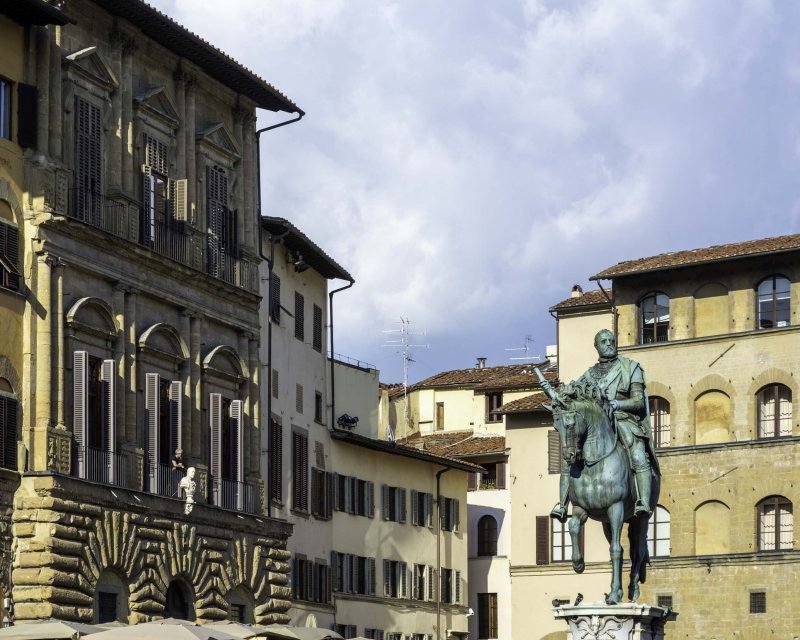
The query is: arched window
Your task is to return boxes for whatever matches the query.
[0,378,18,471]
[647,505,670,557]
[639,293,669,344]
[477,515,498,557]
[649,397,670,448]
[165,580,195,621]
[757,496,793,551]
[757,384,792,438]
[757,276,790,329]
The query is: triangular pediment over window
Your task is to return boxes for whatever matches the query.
[63,47,118,91]
[196,123,240,161]
[134,86,180,129]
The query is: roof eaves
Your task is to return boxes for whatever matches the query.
[4,0,75,25]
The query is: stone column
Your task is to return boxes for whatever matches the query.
[48,25,62,161]
[113,285,126,441]
[53,260,65,428]
[33,255,53,469]
[121,44,134,195]
[242,114,255,255]
[248,334,260,476]
[189,314,202,459]
[124,289,137,443]
[35,26,50,156]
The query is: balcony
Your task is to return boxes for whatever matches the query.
[64,188,258,293]
[146,462,184,499]
[211,476,261,514]
[72,444,131,489]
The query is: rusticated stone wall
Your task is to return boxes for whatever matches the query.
[11,474,292,624]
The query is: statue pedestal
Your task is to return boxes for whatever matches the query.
[553,602,673,640]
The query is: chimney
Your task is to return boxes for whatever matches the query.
[571,284,583,298]
[476,357,487,369]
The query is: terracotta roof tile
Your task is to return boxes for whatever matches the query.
[550,289,611,311]
[496,390,551,414]
[591,233,800,280]
[398,430,506,458]
[406,361,556,393]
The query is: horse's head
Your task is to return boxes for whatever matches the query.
[556,410,584,465]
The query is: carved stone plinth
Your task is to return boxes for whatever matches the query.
[553,602,673,640]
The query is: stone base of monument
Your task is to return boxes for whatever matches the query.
[553,602,674,640]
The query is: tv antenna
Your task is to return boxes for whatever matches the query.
[505,334,541,361]
[382,318,429,434]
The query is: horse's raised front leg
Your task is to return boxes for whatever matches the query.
[569,506,588,574]
[605,501,625,605]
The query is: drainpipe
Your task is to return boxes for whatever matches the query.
[329,279,355,430]
[255,111,303,517]
[435,466,450,640]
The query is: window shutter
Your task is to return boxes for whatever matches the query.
[101,359,116,482]
[548,430,562,474]
[313,304,323,352]
[332,473,340,511]
[468,472,478,492]
[369,557,376,595]
[536,515,550,565]
[454,499,460,532]
[173,178,188,221]
[383,560,391,596]
[230,399,244,484]
[330,551,338,591]
[368,481,375,518]
[141,164,154,244]
[427,566,435,601]
[145,373,160,492]
[209,393,222,505]
[72,351,88,477]
[496,461,507,490]
[411,490,418,525]
[311,469,320,517]
[347,554,355,593]
[295,292,305,341]
[326,471,335,518]
[399,488,407,523]
[270,419,282,502]
[382,485,390,520]
[300,435,309,511]
[169,381,183,453]
[454,570,461,604]
[17,83,37,149]
[352,554,360,594]
[400,561,408,598]
[425,493,433,528]
[270,273,281,323]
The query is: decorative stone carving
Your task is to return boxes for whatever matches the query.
[47,427,72,474]
[553,602,672,640]
[179,467,197,514]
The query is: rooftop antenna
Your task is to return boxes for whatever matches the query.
[382,318,429,437]
[505,334,541,361]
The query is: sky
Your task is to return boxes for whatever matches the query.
[151,0,800,383]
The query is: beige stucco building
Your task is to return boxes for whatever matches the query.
[261,218,474,639]
[505,233,800,639]
[0,0,304,625]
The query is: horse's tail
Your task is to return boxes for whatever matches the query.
[627,512,650,595]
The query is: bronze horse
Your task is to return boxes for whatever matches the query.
[553,395,660,604]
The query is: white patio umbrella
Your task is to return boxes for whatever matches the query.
[261,627,343,640]
[204,622,269,639]
[0,620,103,639]
[86,619,241,640]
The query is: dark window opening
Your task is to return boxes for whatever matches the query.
[757,276,790,329]
[478,515,498,556]
[657,594,673,609]
[165,581,193,621]
[0,79,11,140]
[640,293,669,344]
[750,591,766,614]
[97,591,117,624]
[486,392,502,423]
[478,592,498,639]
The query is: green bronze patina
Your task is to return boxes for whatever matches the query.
[536,329,661,605]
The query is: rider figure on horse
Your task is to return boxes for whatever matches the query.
[550,329,658,521]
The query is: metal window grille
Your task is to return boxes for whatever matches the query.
[750,591,766,614]
[657,595,673,609]
[649,397,671,448]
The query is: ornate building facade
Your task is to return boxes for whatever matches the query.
[1,0,303,625]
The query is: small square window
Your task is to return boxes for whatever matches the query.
[750,591,766,614]
[657,594,673,609]
[296,384,303,414]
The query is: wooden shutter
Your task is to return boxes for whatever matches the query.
[398,488,407,523]
[141,165,154,243]
[411,490,418,525]
[101,359,116,482]
[270,273,281,323]
[425,493,433,527]
[75,96,101,221]
[173,178,188,221]
[367,481,375,518]
[209,393,222,504]
[311,469,320,517]
[382,485,390,520]
[270,419,282,502]
[313,304,323,352]
[230,399,243,484]
[169,381,183,453]
[536,516,550,565]
[400,561,408,598]
[496,461,507,490]
[368,557,376,595]
[145,373,160,491]
[330,551,338,591]
[0,396,17,471]
[427,566,435,601]
[294,292,304,340]
[454,570,461,604]
[73,351,88,478]
[548,430,562,474]
[326,471,335,518]
[467,472,478,491]
[454,499,460,532]
[383,560,391,596]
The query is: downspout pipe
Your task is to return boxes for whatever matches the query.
[255,111,304,518]
[329,279,355,430]
[435,466,450,640]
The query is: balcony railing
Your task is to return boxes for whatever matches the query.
[64,188,258,293]
[72,444,131,489]
[145,462,184,499]
[211,476,260,514]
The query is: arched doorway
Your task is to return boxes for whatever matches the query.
[164,579,195,621]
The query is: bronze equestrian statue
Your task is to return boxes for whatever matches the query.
[536,329,660,605]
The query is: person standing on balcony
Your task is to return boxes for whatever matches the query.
[171,448,185,472]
